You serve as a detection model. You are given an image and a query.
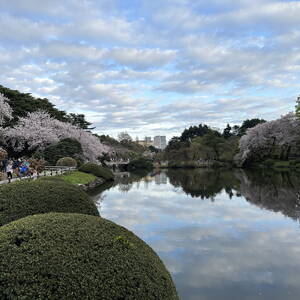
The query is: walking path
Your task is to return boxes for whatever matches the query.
[0,166,76,185]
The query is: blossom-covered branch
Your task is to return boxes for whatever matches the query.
[238,113,300,164]
[0,93,13,125]
[5,111,110,161]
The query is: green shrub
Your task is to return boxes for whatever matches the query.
[79,163,114,180]
[38,176,65,183]
[35,138,83,165]
[0,213,179,300]
[0,180,98,226]
[56,156,77,167]
[128,157,153,171]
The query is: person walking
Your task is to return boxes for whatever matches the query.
[1,157,8,172]
[12,159,20,178]
[6,161,13,183]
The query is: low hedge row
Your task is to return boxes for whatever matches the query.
[0,213,179,300]
[0,179,99,226]
[79,162,114,180]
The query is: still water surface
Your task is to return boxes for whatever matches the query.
[90,169,300,300]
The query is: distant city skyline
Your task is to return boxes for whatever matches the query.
[0,1,298,139]
[136,135,167,149]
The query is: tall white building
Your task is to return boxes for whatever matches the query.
[154,136,167,150]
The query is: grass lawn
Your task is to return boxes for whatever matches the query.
[60,171,97,185]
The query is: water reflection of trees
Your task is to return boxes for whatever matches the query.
[92,168,300,222]
[236,169,300,221]
[166,168,300,221]
[166,169,240,200]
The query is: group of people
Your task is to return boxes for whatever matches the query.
[1,158,37,181]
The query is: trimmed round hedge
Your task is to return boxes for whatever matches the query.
[0,180,99,226]
[79,162,114,180]
[56,156,77,167]
[0,213,179,300]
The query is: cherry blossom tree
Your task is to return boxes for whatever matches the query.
[5,111,110,162]
[238,113,300,165]
[0,93,12,125]
[6,111,60,151]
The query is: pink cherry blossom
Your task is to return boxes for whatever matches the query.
[5,110,110,161]
[0,93,13,125]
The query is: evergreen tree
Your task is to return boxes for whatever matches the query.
[223,124,232,139]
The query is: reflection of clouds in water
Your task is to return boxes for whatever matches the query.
[159,227,300,284]
[100,171,300,300]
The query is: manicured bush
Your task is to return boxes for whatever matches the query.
[38,176,65,183]
[0,213,179,300]
[79,162,114,180]
[56,156,77,167]
[128,157,153,171]
[0,180,98,226]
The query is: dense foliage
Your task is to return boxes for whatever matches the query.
[37,138,83,165]
[163,118,269,164]
[181,124,211,141]
[165,130,238,163]
[0,180,98,226]
[128,157,153,171]
[56,157,77,167]
[0,213,179,300]
[79,162,114,180]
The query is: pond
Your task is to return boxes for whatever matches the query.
[90,169,300,300]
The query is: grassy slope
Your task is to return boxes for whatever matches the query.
[60,171,97,185]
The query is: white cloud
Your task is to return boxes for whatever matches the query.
[0,0,299,137]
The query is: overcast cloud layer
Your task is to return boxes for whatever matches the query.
[1,0,299,138]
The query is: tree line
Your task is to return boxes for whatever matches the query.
[163,118,266,163]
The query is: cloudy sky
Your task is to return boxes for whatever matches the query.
[1,0,299,139]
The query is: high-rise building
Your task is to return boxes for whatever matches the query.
[136,136,153,147]
[154,136,167,150]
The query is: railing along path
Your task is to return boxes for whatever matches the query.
[0,166,76,185]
